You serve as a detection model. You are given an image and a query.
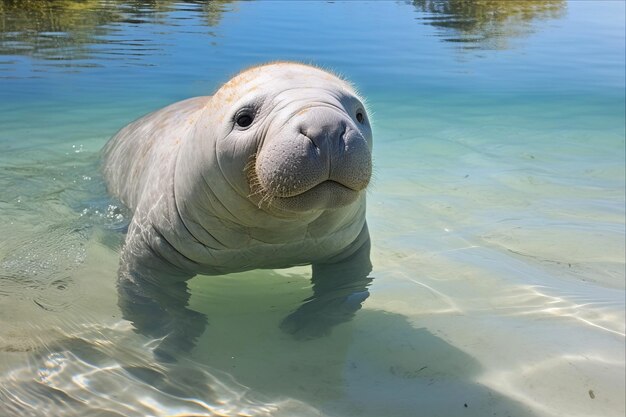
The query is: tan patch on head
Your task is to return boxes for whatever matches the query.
[215,61,346,97]
[223,72,252,90]
[237,60,317,75]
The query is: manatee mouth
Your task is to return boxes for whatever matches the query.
[286,179,361,197]
[274,178,364,198]
[312,179,357,191]
[246,155,366,213]
[268,179,364,212]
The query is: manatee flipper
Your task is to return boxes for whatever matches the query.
[280,223,372,339]
[116,239,206,362]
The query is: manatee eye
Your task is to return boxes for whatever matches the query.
[356,111,365,124]
[236,113,253,128]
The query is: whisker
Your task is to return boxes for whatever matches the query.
[245,153,273,209]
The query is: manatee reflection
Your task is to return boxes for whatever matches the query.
[0,0,233,65]
[412,0,566,50]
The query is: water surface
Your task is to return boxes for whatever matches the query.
[0,1,624,416]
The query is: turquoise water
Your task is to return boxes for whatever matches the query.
[0,1,624,416]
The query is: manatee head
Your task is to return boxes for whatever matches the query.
[203,62,373,218]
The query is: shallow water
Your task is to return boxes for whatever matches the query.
[0,1,624,416]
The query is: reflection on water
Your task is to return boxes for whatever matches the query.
[0,0,233,69]
[0,0,570,70]
[412,0,566,50]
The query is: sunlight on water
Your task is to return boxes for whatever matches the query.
[0,1,624,416]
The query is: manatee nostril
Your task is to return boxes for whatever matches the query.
[340,122,347,139]
[300,127,320,149]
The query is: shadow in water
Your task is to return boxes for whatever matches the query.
[0,297,536,417]
[411,0,566,51]
[185,274,537,417]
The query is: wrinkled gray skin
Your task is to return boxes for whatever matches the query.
[102,63,373,360]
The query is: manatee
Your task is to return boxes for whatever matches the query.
[102,62,373,358]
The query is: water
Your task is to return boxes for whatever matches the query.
[0,1,624,416]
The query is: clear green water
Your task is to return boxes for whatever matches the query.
[0,1,624,416]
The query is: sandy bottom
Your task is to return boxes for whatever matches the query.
[0,128,623,416]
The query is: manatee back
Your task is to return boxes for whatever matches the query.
[102,96,210,210]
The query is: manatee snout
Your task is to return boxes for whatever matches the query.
[254,106,372,209]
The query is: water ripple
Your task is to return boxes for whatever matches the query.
[0,326,323,417]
